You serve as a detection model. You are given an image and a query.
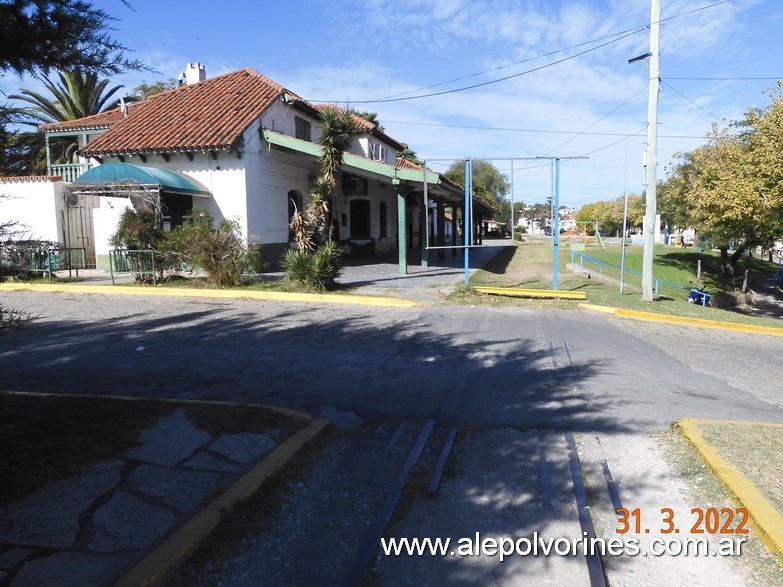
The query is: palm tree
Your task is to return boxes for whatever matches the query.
[296,106,356,248]
[284,105,356,290]
[8,69,128,174]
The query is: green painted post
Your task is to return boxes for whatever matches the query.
[395,181,407,275]
[452,207,458,257]
[437,201,445,262]
[420,193,428,267]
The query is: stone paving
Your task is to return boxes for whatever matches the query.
[335,239,511,303]
[0,409,279,586]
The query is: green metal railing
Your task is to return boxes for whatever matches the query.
[570,249,692,298]
[0,245,86,280]
[109,249,157,285]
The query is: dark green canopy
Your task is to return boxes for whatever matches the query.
[75,162,209,196]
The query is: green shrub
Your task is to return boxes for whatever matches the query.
[171,211,246,287]
[109,208,177,283]
[281,240,342,291]
[311,241,341,290]
[244,242,270,274]
[281,249,311,287]
[109,208,160,250]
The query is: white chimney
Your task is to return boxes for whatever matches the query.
[185,62,206,85]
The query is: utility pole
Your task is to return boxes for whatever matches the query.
[642,0,661,301]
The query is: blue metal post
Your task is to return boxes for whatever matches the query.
[552,158,561,290]
[464,159,471,285]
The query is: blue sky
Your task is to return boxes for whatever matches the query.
[3,0,782,208]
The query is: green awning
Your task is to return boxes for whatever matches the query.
[75,162,210,196]
[262,130,440,184]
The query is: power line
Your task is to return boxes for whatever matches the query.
[661,80,728,125]
[538,86,648,157]
[665,77,782,81]
[375,30,648,102]
[384,119,705,139]
[313,30,643,105]
[308,1,731,105]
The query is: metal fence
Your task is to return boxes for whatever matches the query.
[109,249,157,285]
[0,244,87,280]
[570,250,692,298]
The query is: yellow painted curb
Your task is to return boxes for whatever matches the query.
[578,303,783,336]
[474,286,586,300]
[674,418,783,563]
[0,282,423,308]
[577,303,618,315]
[115,418,329,587]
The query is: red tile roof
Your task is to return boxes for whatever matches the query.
[60,69,312,156]
[395,157,423,170]
[40,108,128,133]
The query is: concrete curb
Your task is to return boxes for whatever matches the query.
[0,282,425,308]
[473,286,587,300]
[673,418,783,563]
[579,303,783,336]
[115,417,329,587]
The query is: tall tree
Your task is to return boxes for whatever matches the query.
[7,69,128,174]
[128,79,178,101]
[290,105,356,251]
[576,194,644,237]
[444,159,510,221]
[11,69,127,123]
[662,84,783,289]
[0,0,143,77]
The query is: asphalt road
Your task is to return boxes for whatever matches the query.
[3,291,782,585]
[1,291,781,431]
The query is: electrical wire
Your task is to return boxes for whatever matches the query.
[536,86,648,157]
[308,1,731,105]
[384,119,705,140]
[665,77,782,81]
[661,80,728,125]
[317,30,643,105]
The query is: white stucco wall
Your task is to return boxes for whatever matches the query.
[0,177,64,242]
[244,118,316,245]
[94,152,249,241]
[92,196,132,255]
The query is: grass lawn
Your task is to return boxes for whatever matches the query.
[0,392,304,507]
[584,244,780,296]
[659,428,783,584]
[697,421,783,515]
[445,239,783,329]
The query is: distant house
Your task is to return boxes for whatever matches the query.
[3,64,491,273]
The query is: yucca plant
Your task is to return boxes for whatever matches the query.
[280,241,342,291]
[281,249,314,288]
[284,105,355,288]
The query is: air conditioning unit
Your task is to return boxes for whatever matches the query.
[343,176,368,195]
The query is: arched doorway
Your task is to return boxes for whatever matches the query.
[349,199,370,239]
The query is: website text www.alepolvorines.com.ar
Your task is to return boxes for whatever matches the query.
[380,532,746,562]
